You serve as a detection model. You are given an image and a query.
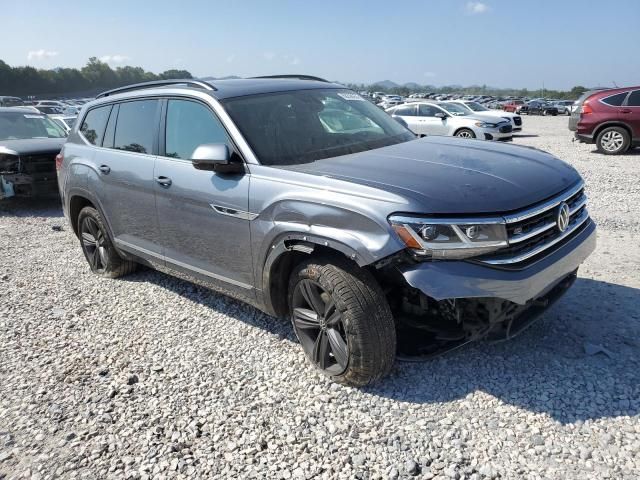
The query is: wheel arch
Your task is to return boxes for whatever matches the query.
[593,121,633,142]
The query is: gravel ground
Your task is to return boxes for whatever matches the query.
[1,115,639,480]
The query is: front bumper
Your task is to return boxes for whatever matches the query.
[398,219,596,305]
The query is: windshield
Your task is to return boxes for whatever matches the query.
[439,103,469,116]
[0,112,67,140]
[223,88,414,166]
[466,101,489,112]
[1,98,24,107]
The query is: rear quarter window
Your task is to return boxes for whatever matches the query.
[80,105,112,145]
[626,90,640,107]
[601,92,629,107]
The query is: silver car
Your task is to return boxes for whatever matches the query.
[58,78,595,386]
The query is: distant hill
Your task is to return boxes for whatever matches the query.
[371,80,400,89]
[200,75,242,81]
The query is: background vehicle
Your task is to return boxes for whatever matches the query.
[448,100,523,131]
[520,101,558,116]
[503,100,525,113]
[552,100,574,115]
[0,96,24,107]
[49,115,77,133]
[59,78,594,386]
[0,107,66,199]
[387,101,513,140]
[573,86,640,154]
[36,106,65,115]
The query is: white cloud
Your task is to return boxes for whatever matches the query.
[423,71,436,78]
[226,54,236,63]
[263,51,276,61]
[27,49,59,61]
[465,1,488,14]
[99,54,130,64]
[284,55,300,66]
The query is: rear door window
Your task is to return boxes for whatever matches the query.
[418,104,438,117]
[113,100,160,154]
[601,92,629,107]
[393,105,417,116]
[80,105,112,145]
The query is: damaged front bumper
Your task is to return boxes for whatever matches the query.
[392,220,596,357]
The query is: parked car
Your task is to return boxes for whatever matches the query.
[0,107,66,199]
[387,101,513,140]
[502,100,525,113]
[552,100,574,115]
[35,100,68,108]
[58,78,595,385]
[520,101,558,116]
[572,86,640,155]
[447,100,523,131]
[49,115,77,133]
[0,96,24,108]
[36,106,65,115]
[62,105,82,115]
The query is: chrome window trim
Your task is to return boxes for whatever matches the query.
[598,91,630,108]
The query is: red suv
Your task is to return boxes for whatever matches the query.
[571,86,640,155]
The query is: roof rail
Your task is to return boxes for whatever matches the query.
[251,74,329,83]
[96,79,216,99]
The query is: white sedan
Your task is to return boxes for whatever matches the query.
[447,100,523,131]
[387,102,513,141]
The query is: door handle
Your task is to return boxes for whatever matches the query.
[620,109,632,114]
[98,165,111,174]
[155,176,172,187]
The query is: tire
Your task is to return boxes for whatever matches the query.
[455,128,476,139]
[288,257,396,386]
[77,206,137,278]
[596,127,631,155]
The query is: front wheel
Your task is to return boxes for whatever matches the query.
[455,128,476,138]
[288,258,396,386]
[596,127,630,155]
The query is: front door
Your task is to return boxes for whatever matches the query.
[154,98,254,292]
[416,104,449,136]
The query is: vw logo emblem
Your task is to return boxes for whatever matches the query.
[557,202,570,233]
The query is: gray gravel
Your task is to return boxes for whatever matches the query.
[1,115,639,479]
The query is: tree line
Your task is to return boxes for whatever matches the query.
[0,57,193,98]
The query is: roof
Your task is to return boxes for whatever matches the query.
[95,77,345,102]
[0,107,44,114]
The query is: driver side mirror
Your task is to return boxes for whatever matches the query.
[191,144,243,174]
[435,112,447,119]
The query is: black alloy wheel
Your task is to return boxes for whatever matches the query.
[291,279,349,375]
[80,216,108,273]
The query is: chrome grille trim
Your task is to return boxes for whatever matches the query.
[482,208,590,265]
[509,193,587,244]
[503,181,584,224]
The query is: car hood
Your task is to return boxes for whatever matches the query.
[0,138,65,156]
[287,137,581,214]
[460,113,510,124]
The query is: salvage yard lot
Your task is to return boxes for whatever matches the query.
[1,116,639,479]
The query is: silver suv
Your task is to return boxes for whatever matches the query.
[57,77,596,386]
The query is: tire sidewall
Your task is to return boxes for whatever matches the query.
[77,207,119,275]
[455,128,476,139]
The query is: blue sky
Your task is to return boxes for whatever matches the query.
[4,0,639,89]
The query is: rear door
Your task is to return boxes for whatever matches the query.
[92,99,163,256]
[154,97,254,291]
[621,90,640,140]
[390,104,419,133]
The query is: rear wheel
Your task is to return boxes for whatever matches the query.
[455,128,476,138]
[78,206,137,278]
[596,127,630,155]
[289,257,396,386]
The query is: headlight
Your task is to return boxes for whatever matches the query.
[389,215,508,260]
[474,121,498,128]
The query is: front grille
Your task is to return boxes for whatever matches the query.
[499,125,512,133]
[478,182,590,268]
[513,116,522,126]
[20,154,57,175]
